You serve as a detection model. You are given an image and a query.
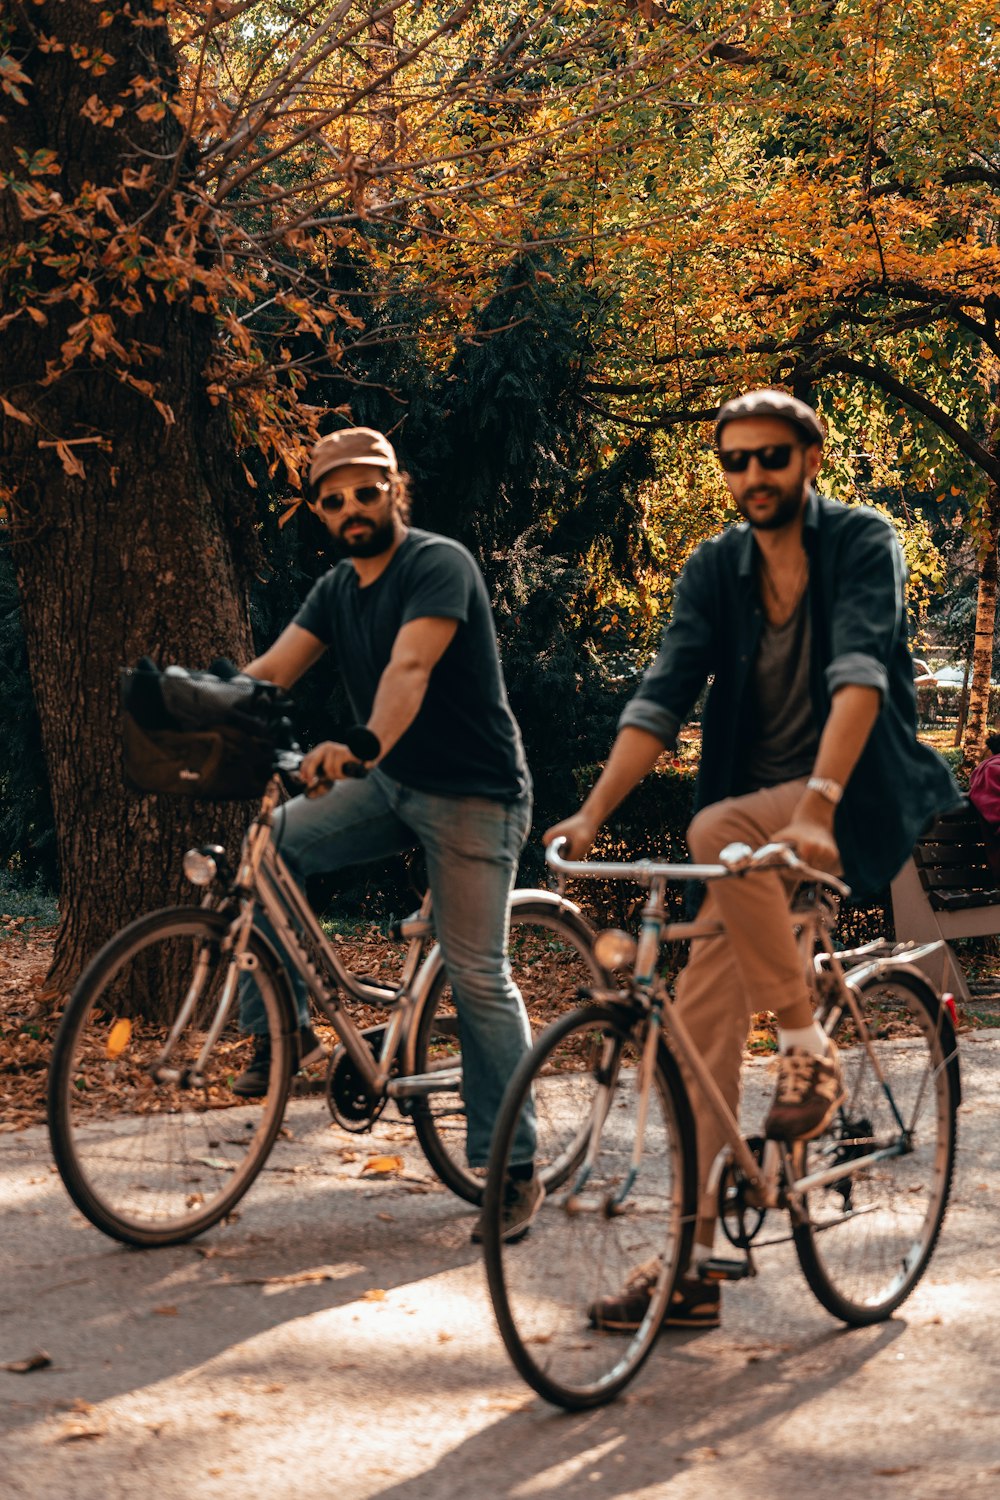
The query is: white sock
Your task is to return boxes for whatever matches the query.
[778,1022,829,1058]
[689,1241,713,1273]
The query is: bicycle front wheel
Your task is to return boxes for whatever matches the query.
[483,1004,695,1410]
[792,967,959,1324]
[47,907,294,1247]
[410,899,607,1204]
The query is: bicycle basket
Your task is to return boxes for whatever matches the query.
[120,660,295,800]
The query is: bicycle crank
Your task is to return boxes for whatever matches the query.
[325,1025,389,1132]
[718,1135,769,1250]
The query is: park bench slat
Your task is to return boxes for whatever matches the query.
[929,888,1000,912]
[914,843,992,868]
[918,865,995,891]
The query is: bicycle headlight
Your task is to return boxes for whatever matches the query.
[592,928,637,970]
[183,848,218,887]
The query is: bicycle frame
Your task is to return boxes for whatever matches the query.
[550,842,956,1231]
[176,773,450,1102]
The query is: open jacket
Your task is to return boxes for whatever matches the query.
[619,489,961,896]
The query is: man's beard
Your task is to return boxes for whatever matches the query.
[330,515,397,558]
[737,475,808,531]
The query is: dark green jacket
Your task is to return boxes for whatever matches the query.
[620,490,960,895]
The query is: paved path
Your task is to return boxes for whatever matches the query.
[2,1034,999,1500]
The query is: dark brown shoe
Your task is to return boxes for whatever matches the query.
[587,1260,721,1333]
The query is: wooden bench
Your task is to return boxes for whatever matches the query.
[889,801,1000,1002]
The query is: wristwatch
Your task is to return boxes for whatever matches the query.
[806,776,844,806]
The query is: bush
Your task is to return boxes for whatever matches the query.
[0,868,58,932]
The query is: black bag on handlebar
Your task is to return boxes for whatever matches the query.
[120,659,295,800]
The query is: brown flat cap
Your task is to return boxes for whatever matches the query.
[715,389,825,445]
[309,427,398,489]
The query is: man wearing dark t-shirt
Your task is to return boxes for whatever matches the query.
[236,426,541,1242]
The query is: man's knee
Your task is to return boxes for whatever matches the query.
[687,799,748,863]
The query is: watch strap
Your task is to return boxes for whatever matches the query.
[806,775,844,806]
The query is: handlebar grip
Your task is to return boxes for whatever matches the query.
[342,760,368,780]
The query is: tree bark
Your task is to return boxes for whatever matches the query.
[962,505,999,771]
[0,2,258,996]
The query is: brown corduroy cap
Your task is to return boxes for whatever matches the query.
[715,389,825,446]
[308,427,398,489]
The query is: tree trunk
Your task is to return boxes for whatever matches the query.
[962,506,999,771]
[0,2,258,996]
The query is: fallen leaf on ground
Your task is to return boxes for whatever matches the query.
[362,1154,404,1176]
[874,1467,920,1477]
[362,1288,386,1302]
[152,1305,178,1317]
[57,1418,107,1442]
[3,1351,52,1373]
[236,1265,348,1287]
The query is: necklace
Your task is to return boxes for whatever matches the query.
[758,550,808,627]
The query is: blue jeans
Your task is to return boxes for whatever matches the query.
[239,768,535,1167]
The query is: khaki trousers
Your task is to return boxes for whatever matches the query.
[673,779,814,1232]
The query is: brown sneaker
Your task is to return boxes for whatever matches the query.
[764,1041,847,1142]
[587,1260,721,1333]
[471,1174,545,1245]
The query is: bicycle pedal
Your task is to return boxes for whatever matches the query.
[699,1257,752,1283]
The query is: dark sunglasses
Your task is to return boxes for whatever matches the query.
[718,443,801,474]
[316,480,390,513]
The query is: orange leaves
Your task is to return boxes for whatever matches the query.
[13,146,59,176]
[38,440,87,479]
[1,397,34,426]
[121,165,155,193]
[0,53,32,106]
[81,94,125,128]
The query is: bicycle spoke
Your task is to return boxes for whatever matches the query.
[48,909,291,1247]
[794,971,957,1322]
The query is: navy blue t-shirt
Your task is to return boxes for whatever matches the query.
[293,529,529,802]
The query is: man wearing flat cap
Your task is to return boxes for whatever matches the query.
[235,426,541,1242]
[549,388,958,1329]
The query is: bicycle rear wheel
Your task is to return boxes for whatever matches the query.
[410,899,606,1203]
[792,967,959,1324]
[47,907,294,1247]
[483,1003,696,1410]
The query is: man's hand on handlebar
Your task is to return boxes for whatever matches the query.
[543,812,600,861]
[299,740,369,794]
[772,812,839,872]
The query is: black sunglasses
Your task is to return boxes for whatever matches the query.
[316,480,390,513]
[718,443,802,474]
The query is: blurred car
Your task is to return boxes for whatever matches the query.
[912,658,936,686]
[933,665,969,690]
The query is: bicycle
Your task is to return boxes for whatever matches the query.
[481,836,961,1410]
[46,747,607,1249]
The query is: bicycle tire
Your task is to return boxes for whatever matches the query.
[483,1003,696,1410]
[47,906,295,1248]
[409,899,607,1204]
[792,966,959,1325]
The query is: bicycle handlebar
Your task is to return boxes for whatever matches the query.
[276,723,382,795]
[545,836,851,898]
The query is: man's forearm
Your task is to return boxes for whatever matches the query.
[365,659,431,761]
[813,684,881,786]
[579,727,667,826]
[799,683,881,822]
